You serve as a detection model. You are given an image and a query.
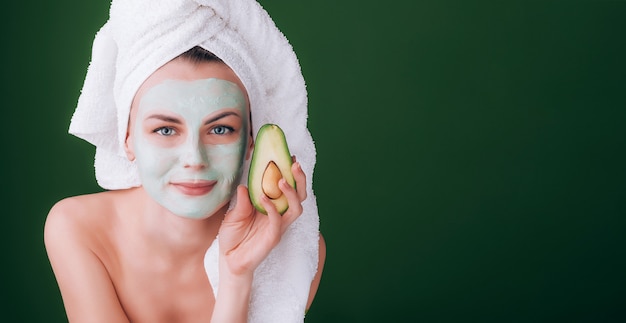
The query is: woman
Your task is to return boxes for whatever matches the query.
[45,1,324,322]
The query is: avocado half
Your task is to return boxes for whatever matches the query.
[248,124,296,214]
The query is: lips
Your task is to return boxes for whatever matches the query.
[170,180,216,196]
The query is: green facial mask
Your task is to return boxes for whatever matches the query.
[131,78,249,219]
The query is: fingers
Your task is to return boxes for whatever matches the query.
[274,181,300,234]
[259,195,282,244]
[279,178,302,216]
[243,156,307,241]
[291,160,308,202]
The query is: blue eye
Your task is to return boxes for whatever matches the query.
[212,126,233,135]
[155,127,176,136]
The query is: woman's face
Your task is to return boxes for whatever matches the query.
[126,59,252,219]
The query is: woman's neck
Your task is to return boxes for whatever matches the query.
[125,187,226,259]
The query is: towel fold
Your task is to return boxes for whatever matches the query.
[69,0,319,322]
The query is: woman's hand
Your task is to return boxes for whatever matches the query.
[218,160,308,279]
[211,160,308,322]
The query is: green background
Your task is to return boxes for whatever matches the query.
[3,0,625,322]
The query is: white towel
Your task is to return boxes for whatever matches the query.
[68,0,320,322]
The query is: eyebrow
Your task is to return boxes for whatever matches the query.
[145,114,182,124]
[144,111,241,125]
[204,111,241,125]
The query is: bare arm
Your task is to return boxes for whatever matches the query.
[44,199,129,323]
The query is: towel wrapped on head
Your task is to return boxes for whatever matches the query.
[69,0,319,322]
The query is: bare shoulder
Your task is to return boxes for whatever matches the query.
[316,233,326,276]
[306,232,326,311]
[47,190,120,216]
[319,233,326,260]
[45,191,118,244]
[44,190,133,322]
[44,189,140,256]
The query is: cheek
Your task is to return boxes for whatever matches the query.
[206,142,247,175]
[133,139,178,178]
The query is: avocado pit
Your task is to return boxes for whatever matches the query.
[261,161,283,199]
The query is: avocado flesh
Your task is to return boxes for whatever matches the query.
[248,124,295,214]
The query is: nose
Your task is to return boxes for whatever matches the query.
[180,136,208,170]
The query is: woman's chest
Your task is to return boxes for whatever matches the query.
[105,246,216,322]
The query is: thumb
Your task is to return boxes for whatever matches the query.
[224,185,254,222]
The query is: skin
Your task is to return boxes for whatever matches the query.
[131,78,249,219]
[44,58,326,322]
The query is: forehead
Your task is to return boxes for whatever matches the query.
[132,58,249,112]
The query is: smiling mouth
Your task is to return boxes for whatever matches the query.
[170,180,217,196]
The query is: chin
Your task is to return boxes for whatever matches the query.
[167,200,229,220]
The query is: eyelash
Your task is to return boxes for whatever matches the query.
[153,127,177,136]
[152,125,235,137]
[211,125,235,135]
